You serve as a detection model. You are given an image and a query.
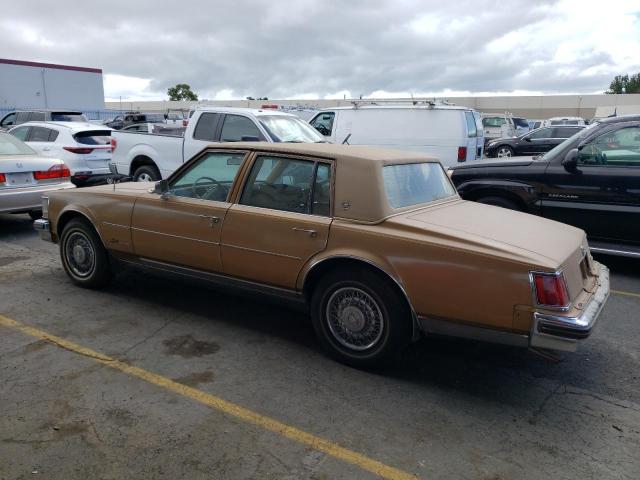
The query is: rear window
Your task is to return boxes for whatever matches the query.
[145,114,165,123]
[383,163,456,208]
[73,130,111,145]
[51,113,87,122]
[0,132,36,155]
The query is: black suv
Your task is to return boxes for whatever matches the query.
[0,110,87,130]
[485,125,585,158]
[451,115,640,257]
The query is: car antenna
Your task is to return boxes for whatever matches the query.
[342,133,351,145]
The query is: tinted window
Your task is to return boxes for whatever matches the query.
[145,114,165,123]
[259,115,324,142]
[578,126,640,167]
[240,156,315,214]
[73,131,111,145]
[220,115,262,142]
[29,112,46,122]
[10,126,30,142]
[1,113,17,127]
[16,112,31,123]
[51,113,87,122]
[310,112,335,136]
[383,163,456,208]
[193,113,220,141]
[465,112,477,137]
[28,127,52,142]
[528,128,553,139]
[554,127,582,138]
[513,118,529,128]
[169,152,245,201]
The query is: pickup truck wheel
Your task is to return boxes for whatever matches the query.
[477,196,521,211]
[133,165,160,182]
[496,146,514,157]
[60,218,111,288]
[311,268,411,368]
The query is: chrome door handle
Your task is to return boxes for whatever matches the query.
[42,147,50,151]
[199,215,220,226]
[292,227,317,238]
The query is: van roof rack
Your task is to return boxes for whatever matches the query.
[349,98,456,109]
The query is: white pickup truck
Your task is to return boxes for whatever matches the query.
[112,107,325,181]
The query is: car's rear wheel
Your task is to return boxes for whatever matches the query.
[476,196,521,211]
[133,165,160,182]
[60,218,111,288]
[310,268,411,368]
[496,146,514,158]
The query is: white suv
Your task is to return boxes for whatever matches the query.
[9,122,113,186]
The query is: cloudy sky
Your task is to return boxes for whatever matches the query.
[2,0,639,101]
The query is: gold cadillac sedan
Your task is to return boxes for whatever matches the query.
[34,143,610,367]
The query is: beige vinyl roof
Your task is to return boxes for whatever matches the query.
[206,142,451,224]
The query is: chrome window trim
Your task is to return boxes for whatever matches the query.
[528,269,571,312]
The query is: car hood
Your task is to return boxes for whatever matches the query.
[453,157,535,169]
[389,199,584,268]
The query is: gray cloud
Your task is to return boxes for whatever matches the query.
[1,0,638,99]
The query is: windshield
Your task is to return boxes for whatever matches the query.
[383,162,457,208]
[0,132,37,155]
[538,123,598,161]
[259,116,325,143]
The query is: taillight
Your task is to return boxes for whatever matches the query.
[0,173,5,183]
[34,164,71,180]
[182,119,188,127]
[532,272,570,308]
[457,146,467,162]
[110,137,117,151]
[63,147,94,154]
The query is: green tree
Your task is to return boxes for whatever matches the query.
[167,83,198,101]
[606,73,640,94]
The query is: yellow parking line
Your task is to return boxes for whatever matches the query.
[611,289,640,299]
[0,314,418,480]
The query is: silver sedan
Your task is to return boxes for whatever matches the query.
[0,132,74,219]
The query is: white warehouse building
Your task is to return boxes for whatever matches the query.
[0,58,105,111]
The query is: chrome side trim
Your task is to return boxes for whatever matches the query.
[223,243,302,260]
[102,221,129,230]
[418,316,529,348]
[115,255,305,306]
[590,247,640,259]
[131,227,219,245]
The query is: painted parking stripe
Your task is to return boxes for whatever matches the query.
[611,289,640,299]
[0,315,418,480]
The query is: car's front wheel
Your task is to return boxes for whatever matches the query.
[60,218,112,288]
[311,268,411,368]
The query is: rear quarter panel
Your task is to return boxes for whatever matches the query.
[113,131,184,179]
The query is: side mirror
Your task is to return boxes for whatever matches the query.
[561,148,579,172]
[154,179,170,197]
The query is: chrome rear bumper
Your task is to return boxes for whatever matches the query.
[530,263,610,352]
[33,218,53,242]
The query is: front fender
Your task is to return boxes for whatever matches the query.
[456,179,539,211]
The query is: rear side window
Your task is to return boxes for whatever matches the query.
[10,126,30,141]
[28,127,54,142]
[16,112,31,123]
[554,127,582,138]
[193,113,220,141]
[383,163,456,208]
[29,112,46,122]
[220,115,263,142]
[73,131,111,145]
[482,117,506,127]
[528,128,553,139]
[464,112,477,137]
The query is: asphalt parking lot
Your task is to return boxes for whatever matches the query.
[1,213,639,480]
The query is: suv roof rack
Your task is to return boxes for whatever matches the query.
[349,98,456,109]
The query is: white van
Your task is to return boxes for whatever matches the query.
[308,104,484,166]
